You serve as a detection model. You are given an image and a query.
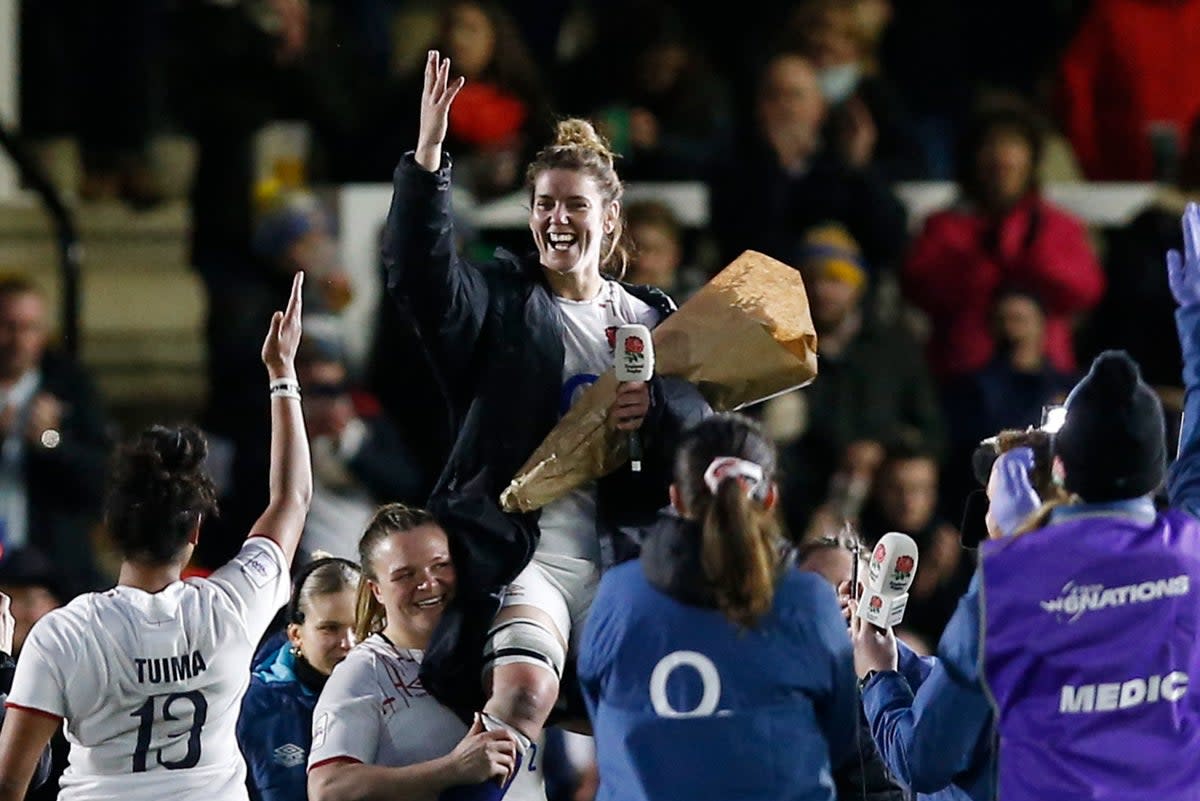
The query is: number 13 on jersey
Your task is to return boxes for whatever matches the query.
[130,691,208,772]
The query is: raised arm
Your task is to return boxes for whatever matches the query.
[414,51,463,173]
[382,50,488,401]
[1166,203,1200,516]
[249,272,312,563]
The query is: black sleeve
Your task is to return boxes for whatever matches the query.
[381,154,490,403]
[0,652,14,693]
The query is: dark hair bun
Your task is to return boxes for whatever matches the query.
[107,425,218,564]
[154,426,207,474]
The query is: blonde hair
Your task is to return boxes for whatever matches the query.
[353,503,439,643]
[525,118,632,279]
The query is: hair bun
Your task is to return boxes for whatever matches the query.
[152,426,208,474]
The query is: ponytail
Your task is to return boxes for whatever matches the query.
[700,479,781,628]
[677,413,783,629]
[354,579,386,644]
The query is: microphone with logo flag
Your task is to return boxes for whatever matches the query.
[613,324,654,472]
[855,531,919,629]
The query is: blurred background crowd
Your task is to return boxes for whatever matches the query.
[0,3,1195,788]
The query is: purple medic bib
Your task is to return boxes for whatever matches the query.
[981,509,1200,801]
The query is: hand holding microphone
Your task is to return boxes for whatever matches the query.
[855,531,919,629]
[850,532,918,678]
[612,324,655,472]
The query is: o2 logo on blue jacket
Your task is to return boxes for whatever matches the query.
[650,651,726,719]
[560,373,600,416]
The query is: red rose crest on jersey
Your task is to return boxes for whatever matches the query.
[605,326,619,350]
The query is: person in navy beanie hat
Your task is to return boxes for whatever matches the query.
[1054,350,1167,501]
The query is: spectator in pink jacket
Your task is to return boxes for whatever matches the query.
[902,99,1105,381]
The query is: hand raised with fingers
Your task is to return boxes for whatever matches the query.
[1167,201,1200,307]
[262,272,305,379]
[416,50,465,172]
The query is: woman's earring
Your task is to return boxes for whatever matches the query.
[291,644,302,657]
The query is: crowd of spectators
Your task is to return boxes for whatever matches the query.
[9,0,1198,703]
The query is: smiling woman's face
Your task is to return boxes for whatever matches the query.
[367,524,457,649]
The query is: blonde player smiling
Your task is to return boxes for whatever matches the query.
[0,273,311,801]
[307,505,543,801]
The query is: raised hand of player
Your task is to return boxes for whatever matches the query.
[262,272,304,380]
[415,50,465,173]
[1168,201,1200,307]
[445,714,517,787]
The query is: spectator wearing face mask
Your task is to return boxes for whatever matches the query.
[784,0,929,181]
[709,48,909,274]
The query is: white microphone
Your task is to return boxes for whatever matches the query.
[855,531,919,629]
[613,324,655,472]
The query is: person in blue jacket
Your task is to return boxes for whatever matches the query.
[238,556,361,801]
[850,201,1200,800]
[848,442,1041,801]
[578,413,859,801]
[794,533,973,801]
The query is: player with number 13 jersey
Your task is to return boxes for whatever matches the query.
[7,536,291,799]
[0,273,311,801]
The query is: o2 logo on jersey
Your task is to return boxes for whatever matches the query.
[560,373,600,416]
[649,651,726,719]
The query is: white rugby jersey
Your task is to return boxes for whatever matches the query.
[540,280,661,562]
[7,536,290,801]
[309,634,546,800]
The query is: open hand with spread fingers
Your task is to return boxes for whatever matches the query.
[1167,201,1200,307]
[416,50,465,172]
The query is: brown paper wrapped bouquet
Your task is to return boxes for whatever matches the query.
[500,250,818,512]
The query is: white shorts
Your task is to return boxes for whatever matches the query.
[499,552,600,654]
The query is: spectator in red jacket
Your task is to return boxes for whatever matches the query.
[1057,0,1200,181]
[902,99,1105,380]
